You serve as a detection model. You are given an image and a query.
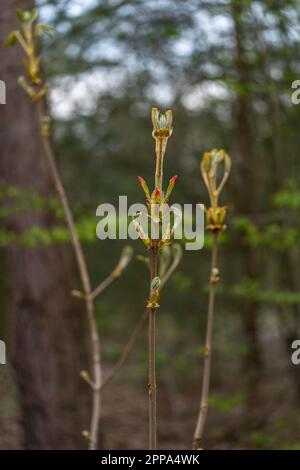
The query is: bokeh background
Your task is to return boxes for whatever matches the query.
[1,0,300,449]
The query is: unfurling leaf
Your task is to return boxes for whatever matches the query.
[80,370,91,383]
[16,8,38,24]
[200,148,231,209]
[5,31,18,47]
[165,175,178,200]
[151,187,163,204]
[138,176,150,199]
[34,23,55,37]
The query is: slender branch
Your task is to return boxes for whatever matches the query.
[193,231,219,450]
[91,246,133,300]
[148,245,159,450]
[100,309,148,391]
[91,274,115,300]
[87,297,102,450]
[160,250,181,289]
[36,101,102,450]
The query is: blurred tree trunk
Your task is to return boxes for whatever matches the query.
[230,0,262,414]
[254,1,300,403]
[0,0,87,449]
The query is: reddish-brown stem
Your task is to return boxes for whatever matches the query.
[148,246,158,450]
[149,245,158,450]
[91,274,116,300]
[193,231,219,450]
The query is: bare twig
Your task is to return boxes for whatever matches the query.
[91,275,115,301]
[193,232,219,449]
[193,148,231,449]
[100,309,148,391]
[160,246,182,289]
[91,246,133,300]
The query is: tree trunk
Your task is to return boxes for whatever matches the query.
[0,0,88,449]
[230,0,262,415]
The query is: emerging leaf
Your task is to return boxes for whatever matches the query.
[16,8,38,24]
[137,176,150,199]
[5,31,18,47]
[151,187,163,204]
[165,175,178,200]
[35,23,55,37]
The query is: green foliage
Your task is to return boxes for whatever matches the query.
[279,442,300,450]
[76,217,98,242]
[5,31,18,47]
[231,279,300,305]
[0,182,104,247]
[171,272,192,292]
[232,216,299,251]
[0,182,63,220]
[218,341,250,358]
[273,180,300,210]
[203,278,300,305]
[34,23,55,38]
[250,432,275,449]
[209,394,245,413]
[0,225,70,248]
[156,350,169,367]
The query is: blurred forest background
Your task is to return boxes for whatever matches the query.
[1,0,300,450]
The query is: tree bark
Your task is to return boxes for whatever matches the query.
[0,0,88,449]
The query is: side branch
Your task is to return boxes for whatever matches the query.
[91,246,133,300]
[100,309,148,391]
